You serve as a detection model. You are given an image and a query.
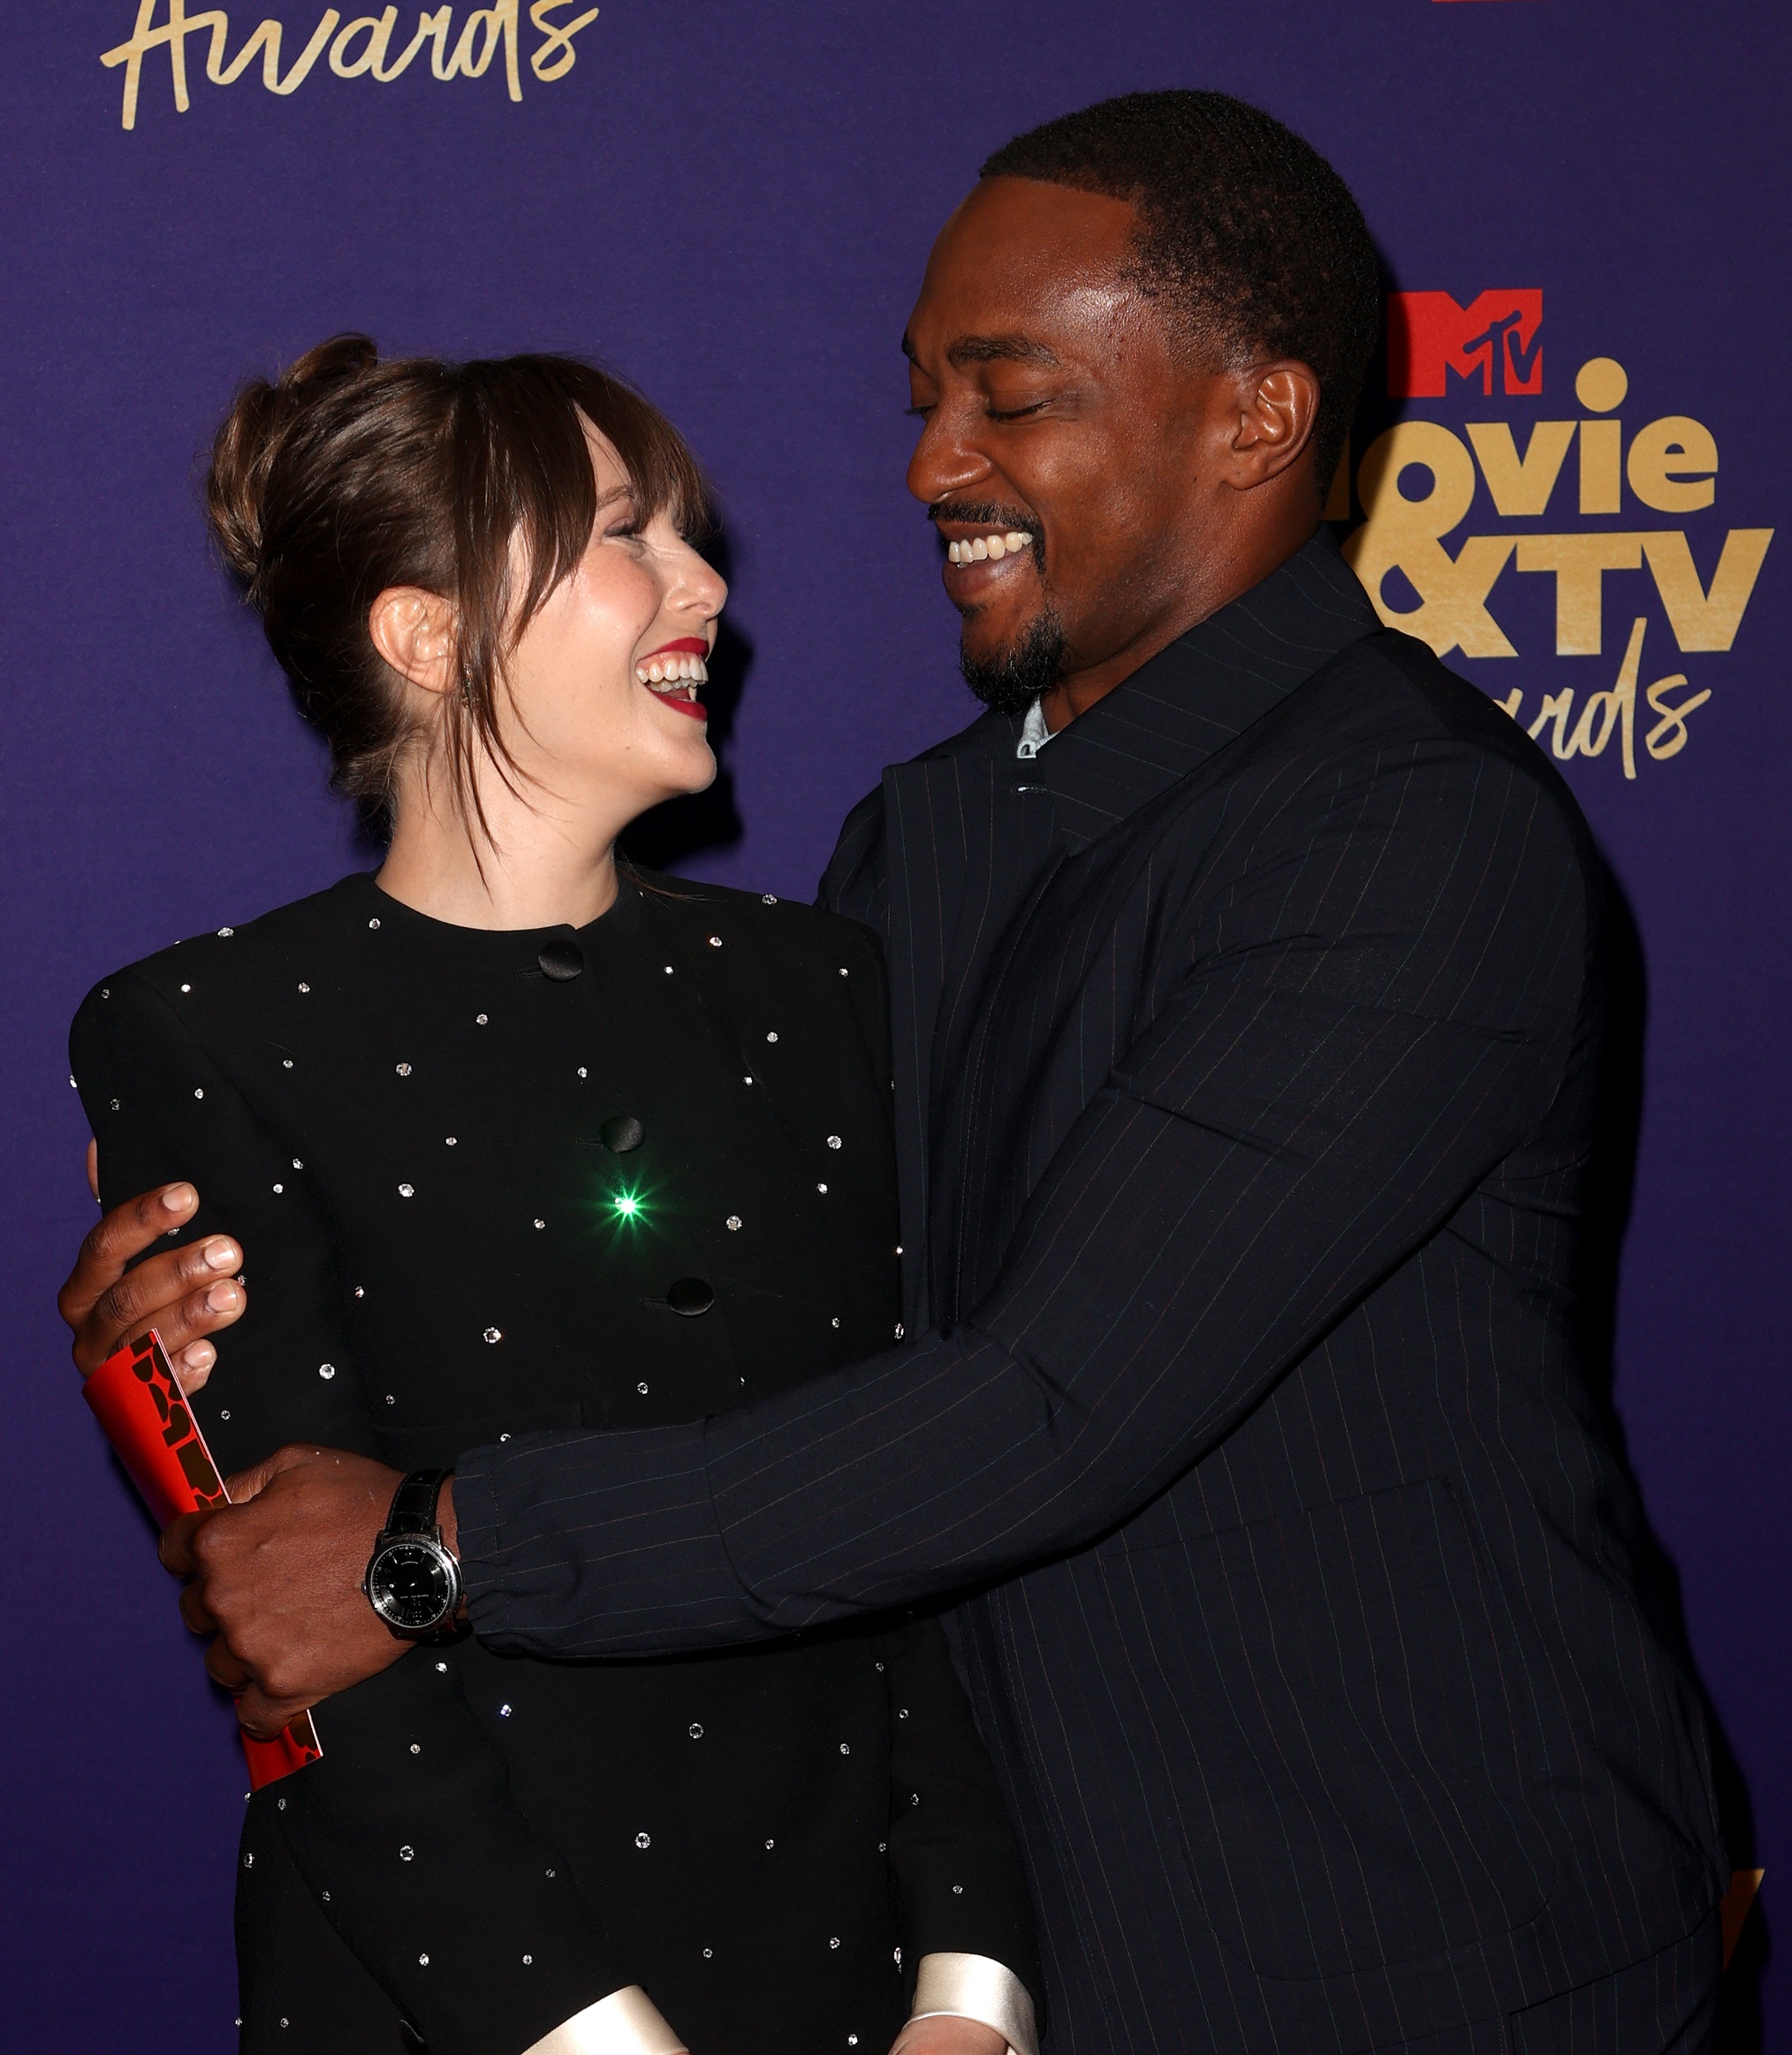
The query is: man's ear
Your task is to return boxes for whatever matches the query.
[1224,362,1321,488]
[368,587,459,696]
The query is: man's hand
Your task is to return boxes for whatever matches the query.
[160,1444,426,1738]
[888,2021,1007,2055]
[58,1146,246,1387]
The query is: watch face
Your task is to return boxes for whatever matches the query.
[368,1539,456,1632]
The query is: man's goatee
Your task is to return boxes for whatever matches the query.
[961,609,1067,715]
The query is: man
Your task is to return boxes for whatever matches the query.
[65,93,1725,2054]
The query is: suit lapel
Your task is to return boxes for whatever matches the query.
[880,742,1006,1328]
[1030,528,1383,843]
[875,529,1382,1326]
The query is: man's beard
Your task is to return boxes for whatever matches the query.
[960,606,1067,716]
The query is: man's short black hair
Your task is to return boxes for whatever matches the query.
[981,90,1379,493]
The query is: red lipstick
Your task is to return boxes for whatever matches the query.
[638,635,710,721]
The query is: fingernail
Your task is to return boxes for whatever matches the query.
[207,1282,240,1313]
[182,1342,216,1373]
[163,1184,195,1213]
[203,1238,239,1270]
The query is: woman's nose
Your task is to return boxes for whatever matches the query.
[674,542,727,617]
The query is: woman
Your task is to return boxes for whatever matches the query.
[71,338,1039,2055]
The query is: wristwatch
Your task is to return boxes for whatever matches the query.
[363,1469,462,1638]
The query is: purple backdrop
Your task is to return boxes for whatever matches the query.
[3,3,1785,2046]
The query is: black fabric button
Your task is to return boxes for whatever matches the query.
[600,1115,645,1153]
[538,938,584,981]
[666,1277,715,1317]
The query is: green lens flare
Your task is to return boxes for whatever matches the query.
[584,1171,658,1236]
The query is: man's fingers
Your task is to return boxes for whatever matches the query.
[110,1268,244,1381]
[205,1638,254,1696]
[66,1237,246,1376]
[67,1181,200,1299]
[60,1178,207,1344]
[179,1580,219,1637]
[78,1267,245,1379]
[171,1336,220,1390]
[158,1507,216,1578]
[236,1690,281,1740]
[235,1686,313,1745]
[86,1138,100,1201]
[224,1442,328,1505]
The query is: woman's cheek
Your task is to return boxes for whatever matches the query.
[574,551,659,650]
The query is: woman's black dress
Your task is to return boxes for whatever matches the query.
[72,871,1038,2055]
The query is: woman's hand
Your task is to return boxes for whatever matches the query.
[888,2021,1007,2055]
[57,1146,247,1385]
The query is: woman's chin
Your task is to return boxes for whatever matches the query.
[680,735,719,794]
[636,740,718,811]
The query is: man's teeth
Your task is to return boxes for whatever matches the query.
[635,653,710,693]
[947,531,1034,565]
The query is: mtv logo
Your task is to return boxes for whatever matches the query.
[1388,290,1544,398]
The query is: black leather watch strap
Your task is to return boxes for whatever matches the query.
[383,1467,452,1541]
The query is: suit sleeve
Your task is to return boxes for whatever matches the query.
[816,780,889,931]
[877,1615,1043,2028]
[453,734,1591,1651]
[72,972,642,2055]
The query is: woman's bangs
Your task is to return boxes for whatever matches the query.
[606,394,711,543]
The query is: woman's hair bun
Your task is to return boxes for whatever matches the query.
[206,333,381,593]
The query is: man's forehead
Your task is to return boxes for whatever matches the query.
[904,178,1145,362]
[901,282,1148,375]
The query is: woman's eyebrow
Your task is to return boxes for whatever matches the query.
[595,485,635,510]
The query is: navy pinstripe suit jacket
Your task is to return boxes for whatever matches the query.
[459,533,1726,2053]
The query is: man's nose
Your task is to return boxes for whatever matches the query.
[907,404,994,506]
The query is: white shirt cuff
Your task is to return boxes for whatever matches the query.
[910,1951,1040,2055]
[521,1985,687,2055]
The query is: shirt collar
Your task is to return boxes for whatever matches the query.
[1003,526,1380,840]
[1014,698,1055,759]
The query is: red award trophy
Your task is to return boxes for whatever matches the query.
[85,1328,323,1788]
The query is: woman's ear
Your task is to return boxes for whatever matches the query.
[368,587,459,696]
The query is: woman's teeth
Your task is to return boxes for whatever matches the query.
[947,530,1034,565]
[635,653,710,696]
